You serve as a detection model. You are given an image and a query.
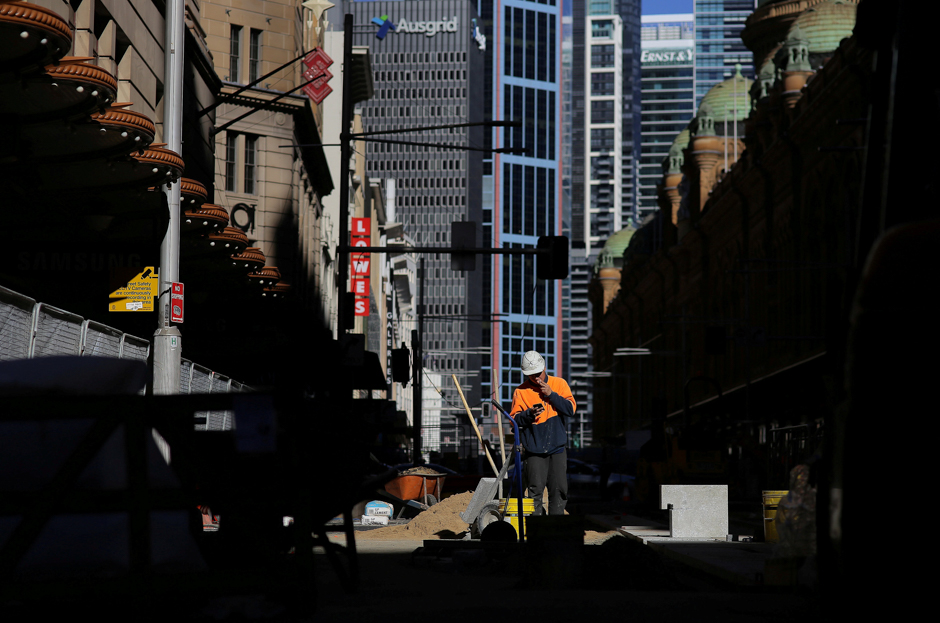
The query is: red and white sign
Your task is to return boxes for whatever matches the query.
[171,282,184,323]
[352,217,370,236]
[351,254,371,275]
[350,217,372,316]
[302,48,334,104]
[351,278,370,297]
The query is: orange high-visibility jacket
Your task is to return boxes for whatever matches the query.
[510,375,576,454]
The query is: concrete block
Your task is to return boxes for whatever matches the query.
[660,484,728,539]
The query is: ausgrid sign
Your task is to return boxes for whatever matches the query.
[387,16,459,36]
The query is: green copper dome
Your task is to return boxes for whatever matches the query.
[664,127,691,174]
[699,66,753,123]
[595,225,637,271]
[671,127,691,153]
[790,0,857,54]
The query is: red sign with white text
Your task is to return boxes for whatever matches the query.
[350,218,372,316]
[351,278,370,297]
[351,254,371,276]
[352,218,370,237]
[171,282,184,323]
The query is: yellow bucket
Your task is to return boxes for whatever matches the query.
[498,497,536,539]
[762,490,788,543]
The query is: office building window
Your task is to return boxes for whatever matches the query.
[244,135,258,195]
[229,25,242,82]
[249,29,262,83]
[225,132,237,192]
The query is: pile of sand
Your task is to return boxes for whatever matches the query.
[356,491,474,541]
[584,530,622,545]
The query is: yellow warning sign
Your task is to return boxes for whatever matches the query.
[109,267,158,312]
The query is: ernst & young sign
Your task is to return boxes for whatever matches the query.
[641,48,694,66]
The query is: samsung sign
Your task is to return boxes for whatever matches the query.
[641,48,694,66]
[395,16,459,36]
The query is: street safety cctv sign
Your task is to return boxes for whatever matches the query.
[109,267,158,312]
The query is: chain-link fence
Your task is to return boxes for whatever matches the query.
[1,285,245,430]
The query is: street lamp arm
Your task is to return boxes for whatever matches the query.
[350,120,521,137]
[353,136,519,154]
[340,245,543,255]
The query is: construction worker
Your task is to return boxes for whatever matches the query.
[510,350,576,516]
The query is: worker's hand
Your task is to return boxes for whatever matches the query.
[517,403,543,426]
[536,377,552,399]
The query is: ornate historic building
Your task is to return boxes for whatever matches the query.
[588,0,862,491]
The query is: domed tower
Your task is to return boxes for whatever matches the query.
[773,1,858,112]
[688,68,752,213]
[742,0,859,72]
[791,0,858,66]
[592,225,636,315]
[661,128,689,227]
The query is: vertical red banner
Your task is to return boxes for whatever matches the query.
[351,217,371,316]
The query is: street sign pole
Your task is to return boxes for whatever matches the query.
[154,0,185,396]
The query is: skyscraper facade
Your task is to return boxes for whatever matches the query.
[473,0,565,445]
[694,0,756,106]
[561,0,641,448]
[638,13,695,219]
[349,0,487,457]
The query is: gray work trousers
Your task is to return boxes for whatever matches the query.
[523,449,568,516]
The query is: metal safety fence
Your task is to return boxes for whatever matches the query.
[1,285,245,430]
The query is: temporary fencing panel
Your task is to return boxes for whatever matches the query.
[83,321,123,358]
[121,334,151,362]
[0,287,247,431]
[0,287,35,361]
[32,303,83,357]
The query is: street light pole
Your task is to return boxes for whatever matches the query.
[336,13,354,339]
[413,257,425,463]
[154,0,185,396]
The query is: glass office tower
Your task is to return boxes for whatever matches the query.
[473,0,564,447]
[638,13,695,219]
[694,0,756,106]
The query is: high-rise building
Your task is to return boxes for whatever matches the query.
[561,0,642,448]
[694,0,756,106]
[471,0,565,449]
[348,0,486,458]
[638,13,695,219]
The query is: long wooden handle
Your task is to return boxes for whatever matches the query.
[452,374,499,477]
[493,368,506,463]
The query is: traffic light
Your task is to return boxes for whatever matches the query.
[451,221,477,271]
[391,344,410,385]
[536,235,569,279]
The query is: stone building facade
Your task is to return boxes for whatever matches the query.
[588,0,863,496]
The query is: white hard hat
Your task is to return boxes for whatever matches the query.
[520,350,545,376]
